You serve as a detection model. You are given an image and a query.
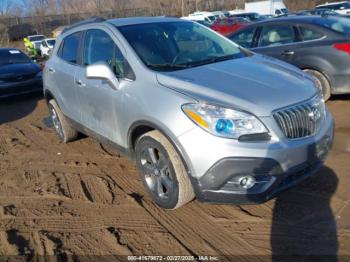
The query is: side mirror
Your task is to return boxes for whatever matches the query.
[86,62,119,89]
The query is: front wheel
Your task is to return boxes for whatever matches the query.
[135,130,195,209]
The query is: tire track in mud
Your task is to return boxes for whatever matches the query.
[3,118,265,257]
[70,142,262,258]
[1,121,192,255]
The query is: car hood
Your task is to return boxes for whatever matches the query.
[156,54,317,117]
[0,63,41,80]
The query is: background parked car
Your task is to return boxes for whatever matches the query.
[245,0,289,16]
[26,35,46,53]
[229,12,266,22]
[183,11,217,24]
[229,15,350,100]
[40,38,56,57]
[0,48,42,98]
[316,1,350,15]
[298,8,340,16]
[210,17,249,36]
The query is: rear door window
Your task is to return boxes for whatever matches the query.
[299,26,324,41]
[258,24,296,47]
[59,31,81,64]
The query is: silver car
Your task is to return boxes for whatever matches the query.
[43,17,334,209]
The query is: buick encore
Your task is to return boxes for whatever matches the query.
[43,17,334,209]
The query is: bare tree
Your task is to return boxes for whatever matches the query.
[0,0,13,16]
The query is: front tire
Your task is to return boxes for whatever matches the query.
[303,69,331,101]
[135,130,195,209]
[48,99,78,143]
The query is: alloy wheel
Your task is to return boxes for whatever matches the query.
[140,147,174,199]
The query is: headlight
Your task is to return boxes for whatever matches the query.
[310,93,326,123]
[182,103,268,139]
[36,71,42,77]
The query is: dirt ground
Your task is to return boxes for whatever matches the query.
[0,94,349,260]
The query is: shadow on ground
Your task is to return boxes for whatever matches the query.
[271,166,338,261]
[0,93,42,124]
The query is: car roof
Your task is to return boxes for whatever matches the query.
[244,15,334,26]
[232,12,257,15]
[108,16,184,27]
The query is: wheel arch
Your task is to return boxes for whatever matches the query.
[127,121,201,196]
[300,66,331,83]
[44,89,56,105]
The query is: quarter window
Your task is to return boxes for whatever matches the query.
[229,27,256,48]
[59,32,81,64]
[299,27,324,41]
[259,25,296,47]
[83,29,134,80]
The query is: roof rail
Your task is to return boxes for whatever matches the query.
[62,17,106,34]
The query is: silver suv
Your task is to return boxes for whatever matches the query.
[43,17,334,209]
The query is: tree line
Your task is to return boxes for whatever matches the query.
[0,0,343,18]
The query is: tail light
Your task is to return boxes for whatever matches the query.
[333,43,350,55]
[40,62,45,70]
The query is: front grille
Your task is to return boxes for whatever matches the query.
[274,95,326,139]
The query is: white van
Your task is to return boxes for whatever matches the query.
[187,11,217,23]
[316,1,350,15]
[245,0,288,16]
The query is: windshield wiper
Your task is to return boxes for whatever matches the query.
[147,63,191,70]
[186,55,236,67]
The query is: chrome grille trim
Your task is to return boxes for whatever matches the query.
[273,96,325,139]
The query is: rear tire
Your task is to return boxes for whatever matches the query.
[135,130,195,209]
[303,69,331,101]
[48,99,78,143]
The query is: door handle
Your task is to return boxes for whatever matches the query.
[48,67,55,73]
[75,79,86,87]
[281,50,295,56]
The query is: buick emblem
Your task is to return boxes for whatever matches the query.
[308,106,321,122]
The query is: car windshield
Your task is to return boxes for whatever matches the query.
[281,8,289,14]
[249,13,260,20]
[315,16,350,33]
[29,35,45,41]
[47,39,56,46]
[208,16,216,22]
[0,50,31,65]
[118,21,244,72]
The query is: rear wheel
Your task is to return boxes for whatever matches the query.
[48,99,78,143]
[135,130,195,209]
[303,69,331,101]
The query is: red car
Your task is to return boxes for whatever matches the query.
[210,18,249,36]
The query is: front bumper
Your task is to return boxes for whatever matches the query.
[0,78,42,98]
[196,155,326,205]
[177,111,334,204]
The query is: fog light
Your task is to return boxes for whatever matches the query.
[239,176,256,189]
